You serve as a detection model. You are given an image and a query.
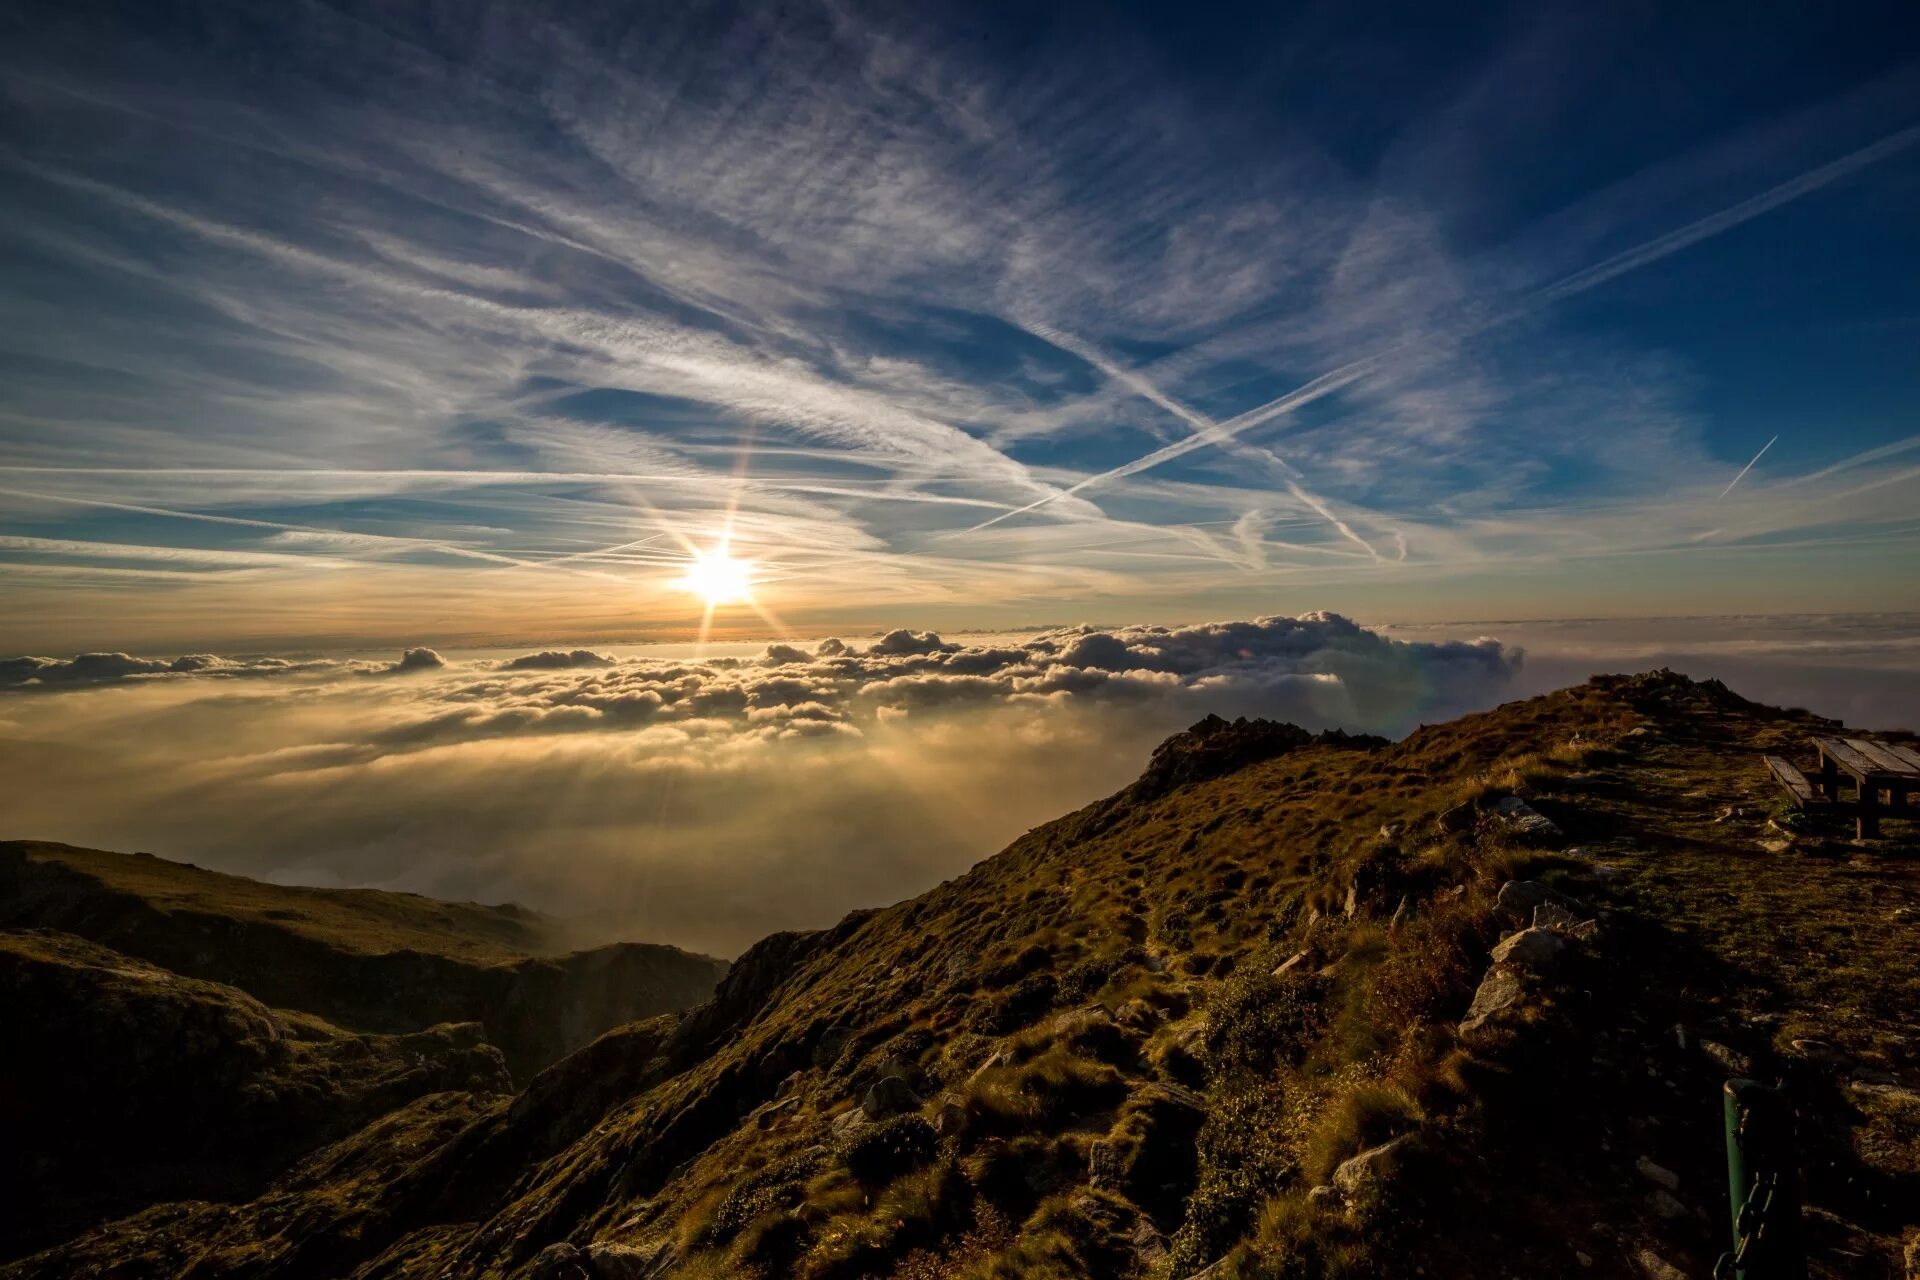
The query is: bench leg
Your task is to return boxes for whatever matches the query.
[1858,782,1880,839]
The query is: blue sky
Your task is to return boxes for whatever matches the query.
[2,0,1918,651]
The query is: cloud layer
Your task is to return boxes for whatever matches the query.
[0,613,1520,954]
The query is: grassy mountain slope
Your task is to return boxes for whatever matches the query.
[7,672,1918,1279]
[0,842,729,1079]
[0,928,512,1260]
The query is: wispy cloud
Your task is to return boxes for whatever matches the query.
[0,3,1915,647]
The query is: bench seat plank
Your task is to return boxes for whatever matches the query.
[1764,755,1822,806]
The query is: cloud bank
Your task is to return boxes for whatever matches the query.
[0,613,1519,954]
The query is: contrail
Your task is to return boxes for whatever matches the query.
[964,122,1920,534]
[1719,435,1779,499]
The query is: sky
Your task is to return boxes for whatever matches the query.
[0,0,1917,652]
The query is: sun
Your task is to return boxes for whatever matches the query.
[677,547,755,606]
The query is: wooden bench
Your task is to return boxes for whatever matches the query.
[1763,756,1826,809]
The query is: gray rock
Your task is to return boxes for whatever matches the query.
[1306,1183,1340,1208]
[1792,1038,1855,1068]
[932,1092,967,1137]
[1635,1249,1687,1280]
[1496,879,1587,920]
[830,1106,869,1136]
[1646,1190,1688,1220]
[1331,1134,1411,1199]
[1494,794,1563,839]
[1635,1157,1679,1190]
[812,1026,855,1069]
[1437,802,1475,834]
[1130,1217,1169,1269]
[753,1096,800,1130]
[586,1240,677,1280]
[1344,882,1360,919]
[1699,1040,1753,1076]
[529,1243,591,1280]
[861,1074,920,1120]
[1088,1138,1122,1190]
[1460,966,1525,1036]
[1491,927,1569,973]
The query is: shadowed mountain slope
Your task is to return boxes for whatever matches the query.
[0,842,729,1080]
[6,673,1918,1279]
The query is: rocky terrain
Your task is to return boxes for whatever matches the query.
[4,671,1917,1278]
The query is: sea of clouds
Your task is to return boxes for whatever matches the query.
[0,613,1525,955]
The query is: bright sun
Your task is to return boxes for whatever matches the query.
[677,547,755,606]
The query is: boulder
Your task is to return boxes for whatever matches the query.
[1698,1040,1753,1076]
[1495,880,1587,921]
[1493,795,1562,840]
[1646,1190,1688,1220]
[1459,967,1525,1036]
[529,1243,592,1280]
[1490,928,1569,973]
[1636,1249,1687,1280]
[586,1240,677,1279]
[932,1092,967,1137]
[1635,1157,1679,1191]
[861,1074,920,1121]
[1331,1135,1411,1199]
[1437,802,1475,835]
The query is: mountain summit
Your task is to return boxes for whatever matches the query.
[2,672,1915,1279]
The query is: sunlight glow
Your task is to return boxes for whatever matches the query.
[677,546,755,606]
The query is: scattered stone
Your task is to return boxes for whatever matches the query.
[1792,1038,1855,1069]
[1491,927,1569,973]
[1344,883,1360,919]
[1389,897,1411,928]
[1115,998,1159,1030]
[1460,967,1525,1036]
[1758,838,1793,854]
[1635,1248,1687,1279]
[830,1106,869,1137]
[1272,951,1308,978]
[1088,1138,1122,1190]
[1332,1135,1411,1200]
[1496,880,1587,921]
[1306,1184,1339,1208]
[1647,1190,1688,1220]
[1699,1040,1753,1076]
[529,1243,591,1280]
[753,1096,800,1130]
[861,1074,920,1120]
[1130,1217,1169,1269]
[587,1240,677,1280]
[1575,1251,1593,1268]
[775,1071,804,1096]
[812,1026,855,1069]
[1437,802,1475,835]
[1635,1157,1679,1191]
[1494,794,1563,839]
[932,1092,967,1137]
[1379,821,1406,840]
